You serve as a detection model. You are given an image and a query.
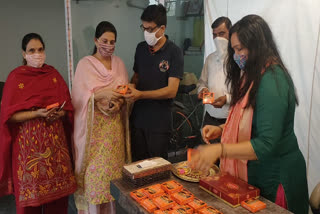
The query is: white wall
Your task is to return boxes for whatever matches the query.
[205,0,320,195]
[0,0,68,82]
[71,1,196,78]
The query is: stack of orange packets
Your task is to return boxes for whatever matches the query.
[130,180,224,214]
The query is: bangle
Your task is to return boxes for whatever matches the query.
[218,125,223,132]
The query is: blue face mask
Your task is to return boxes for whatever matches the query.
[233,53,247,70]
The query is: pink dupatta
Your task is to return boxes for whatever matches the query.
[220,67,268,182]
[71,56,128,176]
[220,83,253,182]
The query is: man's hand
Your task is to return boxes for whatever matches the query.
[212,95,226,108]
[198,88,209,99]
[124,85,142,102]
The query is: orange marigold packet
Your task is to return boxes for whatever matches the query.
[240,198,266,213]
[171,204,193,214]
[142,184,165,198]
[46,102,59,110]
[130,188,147,202]
[198,206,223,214]
[171,189,194,205]
[153,194,176,210]
[154,210,171,214]
[140,198,158,213]
[188,197,207,213]
[161,180,183,194]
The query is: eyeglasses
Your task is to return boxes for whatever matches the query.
[140,24,159,33]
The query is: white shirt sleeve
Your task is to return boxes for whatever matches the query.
[197,57,209,94]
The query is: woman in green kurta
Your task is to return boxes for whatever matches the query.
[189,15,308,214]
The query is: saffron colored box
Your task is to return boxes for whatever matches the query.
[154,210,171,214]
[161,180,183,194]
[170,188,194,205]
[199,173,260,207]
[198,206,223,214]
[152,194,176,210]
[130,188,147,202]
[187,198,207,213]
[171,204,193,214]
[140,198,158,213]
[142,184,165,199]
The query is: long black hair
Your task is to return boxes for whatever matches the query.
[22,33,45,65]
[225,14,298,107]
[92,21,117,55]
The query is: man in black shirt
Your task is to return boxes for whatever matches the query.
[126,4,184,161]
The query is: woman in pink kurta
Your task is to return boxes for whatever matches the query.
[71,21,131,214]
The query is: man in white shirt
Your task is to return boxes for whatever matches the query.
[197,17,232,131]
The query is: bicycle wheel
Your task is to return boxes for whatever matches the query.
[170,110,193,150]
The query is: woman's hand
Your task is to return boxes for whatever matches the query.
[202,125,223,144]
[46,109,66,122]
[94,87,121,102]
[34,108,57,118]
[188,144,222,173]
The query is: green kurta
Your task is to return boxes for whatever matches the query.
[248,65,308,214]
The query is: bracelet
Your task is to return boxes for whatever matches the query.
[217,125,223,132]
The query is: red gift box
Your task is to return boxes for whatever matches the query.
[199,173,260,207]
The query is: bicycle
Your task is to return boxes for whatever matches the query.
[169,84,204,159]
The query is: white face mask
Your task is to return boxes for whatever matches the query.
[25,53,46,68]
[144,28,163,46]
[213,37,228,59]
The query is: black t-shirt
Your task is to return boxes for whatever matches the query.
[131,39,184,130]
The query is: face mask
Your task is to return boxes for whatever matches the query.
[233,53,247,70]
[213,37,228,58]
[144,28,163,46]
[98,42,115,58]
[25,53,46,68]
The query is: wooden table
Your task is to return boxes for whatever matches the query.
[110,175,293,214]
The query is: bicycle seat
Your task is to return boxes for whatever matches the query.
[177,84,196,94]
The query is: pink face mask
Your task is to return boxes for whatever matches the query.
[25,53,46,68]
[97,42,115,58]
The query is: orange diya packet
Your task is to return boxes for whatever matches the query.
[153,194,176,210]
[240,198,266,213]
[161,180,183,194]
[198,206,223,214]
[154,210,171,214]
[171,204,193,214]
[46,102,59,110]
[130,188,147,202]
[171,188,194,205]
[169,206,193,214]
[188,197,207,213]
[142,184,165,198]
[116,85,129,95]
[140,198,158,213]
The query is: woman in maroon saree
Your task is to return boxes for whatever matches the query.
[0,33,76,214]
